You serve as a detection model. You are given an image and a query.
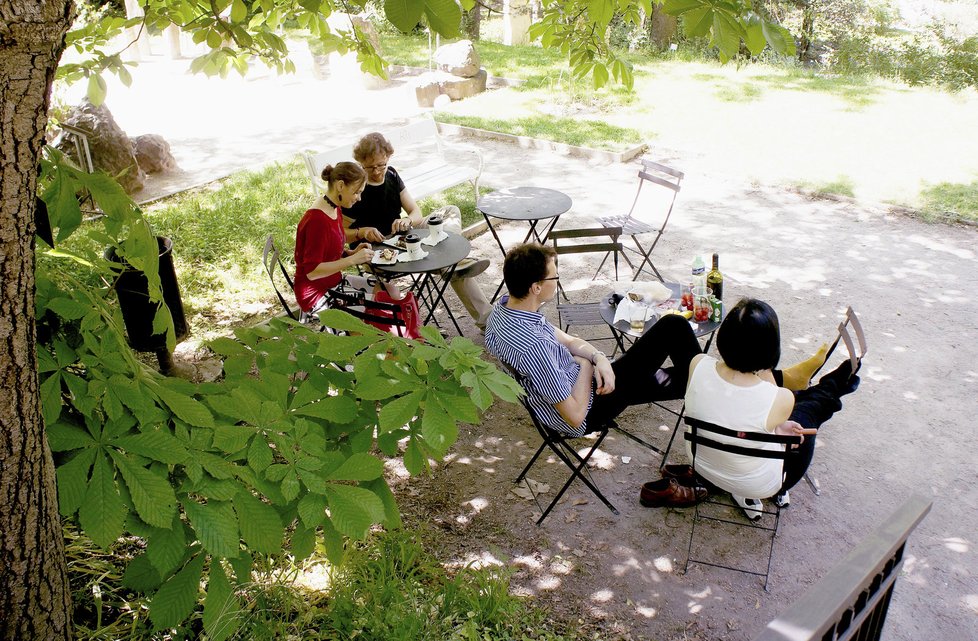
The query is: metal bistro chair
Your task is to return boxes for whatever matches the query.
[683,416,802,590]
[596,158,684,281]
[549,227,623,347]
[325,278,410,338]
[262,234,309,323]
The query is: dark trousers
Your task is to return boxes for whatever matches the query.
[779,377,847,492]
[587,314,702,429]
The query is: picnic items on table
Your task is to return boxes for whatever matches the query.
[612,280,674,328]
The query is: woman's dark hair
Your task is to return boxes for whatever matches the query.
[503,243,557,299]
[716,298,781,373]
[353,133,395,161]
[321,161,366,188]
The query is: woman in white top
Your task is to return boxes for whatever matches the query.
[684,298,860,518]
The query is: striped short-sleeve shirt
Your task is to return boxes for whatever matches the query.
[484,301,592,436]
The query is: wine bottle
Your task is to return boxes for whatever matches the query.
[707,253,723,301]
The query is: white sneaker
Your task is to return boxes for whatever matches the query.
[733,495,763,521]
[774,491,790,508]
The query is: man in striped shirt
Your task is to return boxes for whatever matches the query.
[485,243,702,436]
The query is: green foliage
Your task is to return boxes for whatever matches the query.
[36,150,523,636]
[662,0,795,62]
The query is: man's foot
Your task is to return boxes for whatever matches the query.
[781,343,829,391]
[774,491,790,508]
[733,494,763,521]
[818,359,861,395]
[449,258,489,281]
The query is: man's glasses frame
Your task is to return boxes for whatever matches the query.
[539,275,560,281]
[362,162,389,171]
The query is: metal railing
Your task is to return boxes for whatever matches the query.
[755,495,931,641]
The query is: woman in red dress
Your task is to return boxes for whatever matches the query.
[294,162,374,313]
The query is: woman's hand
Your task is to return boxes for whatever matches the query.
[357,227,384,243]
[774,420,807,447]
[348,245,374,265]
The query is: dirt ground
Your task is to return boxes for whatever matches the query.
[106,52,977,640]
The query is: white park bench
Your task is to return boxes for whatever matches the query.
[300,118,483,202]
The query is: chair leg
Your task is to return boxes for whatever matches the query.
[659,409,685,467]
[536,433,618,525]
[516,442,548,483]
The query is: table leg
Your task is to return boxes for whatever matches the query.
[416,271,463,335]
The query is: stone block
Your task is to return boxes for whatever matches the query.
[433,40,480,77]
[440,69,488,100]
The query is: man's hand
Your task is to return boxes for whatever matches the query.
[593,355,615,395]
[358,227,385,243]
[391,218,413,233]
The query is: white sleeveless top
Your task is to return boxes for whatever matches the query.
[684,356,784,499]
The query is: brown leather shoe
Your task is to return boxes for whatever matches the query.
[639,478,708,508]
[661,464,696,484]
[661,464,719,491]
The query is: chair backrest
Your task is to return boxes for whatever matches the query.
[262,234,300,321]
[683,417,801,465]
[549,226,625,294]
[627,158,684,231]
[325,282,409,337]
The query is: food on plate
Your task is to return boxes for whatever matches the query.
[379,248,397,262]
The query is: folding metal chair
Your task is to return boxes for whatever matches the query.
[506,367,663,524]
[596,158,684,281]
[262,234,307,322]
[682,417,802,590]
[549,227,623,346]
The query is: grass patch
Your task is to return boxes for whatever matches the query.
[750,69,884,109]
[144,159,309,333]
[919,179,978,223]
[795,176,857,198]
[714,81,764,102]
[66,524,580,640]
[435,113,644,151]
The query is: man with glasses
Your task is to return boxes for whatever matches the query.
[485,243,702,438]
[342,131,492,330]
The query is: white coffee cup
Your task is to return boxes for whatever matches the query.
[404,233,422,258]
[427,215,444,239]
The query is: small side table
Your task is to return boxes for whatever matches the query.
[477,187,573,301]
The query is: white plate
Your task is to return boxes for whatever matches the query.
[372,251,399,265]
[396,249,429,263]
